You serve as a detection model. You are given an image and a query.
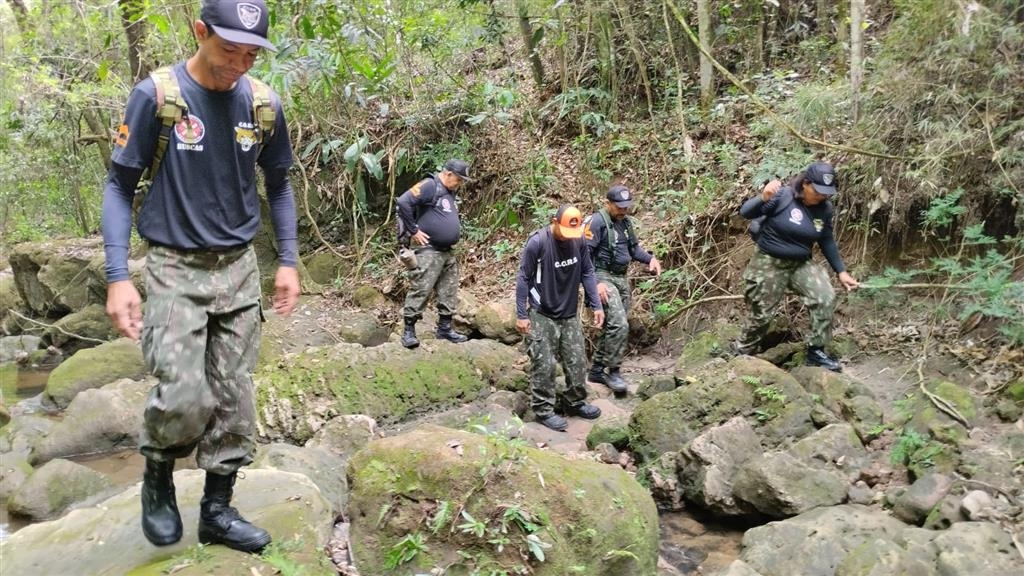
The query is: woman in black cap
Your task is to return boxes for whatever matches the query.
[735,161,859,372]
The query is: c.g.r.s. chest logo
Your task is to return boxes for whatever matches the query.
[174,116,206,151]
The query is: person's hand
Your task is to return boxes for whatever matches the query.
[516,318,531,334]
[592,310,605,329]
[273,266,300,315]
[411,230,430,246]
[762,179,782,202]
[106,280,143,341]
[597,282,609,304]
[838,271,860,291]
[648,257,662,276]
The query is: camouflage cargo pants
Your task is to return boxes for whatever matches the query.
[740,250,836,349]
[139,244,263,475]
[592,270,631,369]
[526,310,588,416]
[403,247,459,320]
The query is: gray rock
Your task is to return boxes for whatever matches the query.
[1,414,55,457]
[891,472,953,525]
[9,238,104,317]
[847,480,876,505]
[788,423,867,478]
[0,335,42,363]
[304,414,378,461]
[42,303,118,355]
[922,493,965,530]
[713,560,765,576]
[0,469,332,575]
[30,377,151,465]
[840,395,885,442]
[594,442,620,464]
[336,310,390,347]
[932,521,1023,575]
[960,489,994,520]
[474,300,520,344]
[733,451,849,518]
[252,443,348,516]
[678,416,761,516]
[7,458,114,521]
[0,451,33,499]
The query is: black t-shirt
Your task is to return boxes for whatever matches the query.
[585,211,652,272]
[740,187,845,273]
[111,62,293,249]
[396,176,461,249]
[515,227,602,320]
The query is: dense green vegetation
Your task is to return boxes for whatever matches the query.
[2,0,1021,344]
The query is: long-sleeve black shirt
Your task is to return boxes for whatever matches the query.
[740,187,846,273]
[396,176,461,249]
[516,227,602,320]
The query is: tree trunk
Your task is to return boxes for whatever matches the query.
[515,0,544,89]
[817,0,830,36]
[81,109,112,171]
[835,0,849,75]
[6,0,30,33]
[697,0,712,108]
[119,0,150,83]
[850,0,864,122]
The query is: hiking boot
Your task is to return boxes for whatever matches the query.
[435,315,468,343]
[806,346,842,372]
[587,365,608,385]
[401,318,420,349]
[606,371,628,394]
[536,413,569,432]
[198,472,272,553]
[141,458,182,546]
[564,403,601,419]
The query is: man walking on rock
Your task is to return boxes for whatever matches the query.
[396,159,473,348]
[515,205,605,432]
[102,0,297,553]
[585,185,661,393]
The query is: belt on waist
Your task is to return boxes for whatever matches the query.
[597,266,627,275]
[147,241,251,254]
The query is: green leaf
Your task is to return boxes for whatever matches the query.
[361,152,383,180]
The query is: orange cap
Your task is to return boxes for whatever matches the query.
[554,205,584,239]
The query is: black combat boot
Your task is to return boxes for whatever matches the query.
[806,346,842,372]
[435,315,468,343]
[606,369,628,394]
[198,471,272,553]
[587,363,608,385]
[401,318,420,349]
[141,458,182,546]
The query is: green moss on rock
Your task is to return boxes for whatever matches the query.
[44,338,146,409]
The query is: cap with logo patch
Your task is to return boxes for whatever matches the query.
[805,161,838,196]
[202,0,276,52]
[443,159,473,181]
[553,205,584,239]
[607,184,634,208]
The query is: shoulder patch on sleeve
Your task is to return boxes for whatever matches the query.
[410,181,423,198]
[583,222,594,240]
[115,123,130,148]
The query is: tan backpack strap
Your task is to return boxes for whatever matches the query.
[247,75,276,145]
[147,67,189,180]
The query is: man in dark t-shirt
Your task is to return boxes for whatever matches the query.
[396,158,473,348]
[515,205,605,432]
[101,0,296,553]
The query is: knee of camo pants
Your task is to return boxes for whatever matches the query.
[527,312,558,414]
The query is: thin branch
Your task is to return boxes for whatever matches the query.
[7,310,109,345]
[915,360,970,428]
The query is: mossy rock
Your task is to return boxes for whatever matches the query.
[43,303,118,354]
[304,251,346,285]
[673,323,740,374]
[901,380,978,437]
[1005,380,1024,404]
[631,356,814,462]
[256,340,528,444]
[347,424,659,576]
[351,284,387,309]
[585,415,631,450]
[43,338,147,409]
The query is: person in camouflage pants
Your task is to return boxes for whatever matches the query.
[140,246,262,473]
[402,248,459,325]
[515,205,605,432]
[740,250,835,349]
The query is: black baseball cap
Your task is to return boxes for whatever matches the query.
[202,0,276,52]
[443,159,473,181]
[607,185,635,208]
[805,161,838,196]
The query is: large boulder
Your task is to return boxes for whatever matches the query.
[43,337,147,409]
[347,424,659,575]
[732,451,849,518]
[474,299,521,344]
[0,451,33,499]
[0,334,41,363]
[0,468,333,575]
[630,356,814,462]
[6,458,115,521]
[337,309,390,347]
[0,414,55,456]
[8,237,104,317]
[30,377,152,465]
[677,417,762,517]
[303,414,378,462]
[256,339,528,444]
[0,272,24,329]
[739,505,1023,576]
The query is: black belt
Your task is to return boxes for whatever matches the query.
[597,266,627,275]
[147,241,251,253]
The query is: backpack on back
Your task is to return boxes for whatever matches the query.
[747,188,794,242]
